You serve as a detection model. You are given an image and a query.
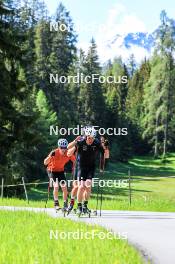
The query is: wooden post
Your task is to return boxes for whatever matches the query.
[22,177,29,204]
[1,178,4,199]
[128,169,132,206]
[100,191,103,217]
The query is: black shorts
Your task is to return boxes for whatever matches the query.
[47,171,66,184]
[77,167,95,181]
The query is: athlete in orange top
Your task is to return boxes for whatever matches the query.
[44,138,75,210]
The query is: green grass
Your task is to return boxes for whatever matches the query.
[0,210,144,264]
[1,153,175,212]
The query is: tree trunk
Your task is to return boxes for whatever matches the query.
[163,112,168,158]
[154,114,159,158]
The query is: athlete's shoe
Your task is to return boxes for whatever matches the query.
[54,200,61,211]
[77,205,83,215]
[55,205,62,211]
[82,201,91,214]
[63,200,68,211]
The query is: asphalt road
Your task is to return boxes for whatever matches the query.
[1,206,175,264]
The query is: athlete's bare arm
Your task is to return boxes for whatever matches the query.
[44,151,55,166]
[67,140,76,149]
[67,136,81,149]
[67,146,76,157]
[44,156,51,166]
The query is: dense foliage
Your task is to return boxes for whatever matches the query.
[0,0,175,183]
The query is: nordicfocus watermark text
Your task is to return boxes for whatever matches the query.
[50,73,128,84]
[50,229,128,240]
[49,178,128,189]
[50,125,128,136]
[49,21,126,35]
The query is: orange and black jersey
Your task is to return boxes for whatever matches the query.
[46,148,75,172]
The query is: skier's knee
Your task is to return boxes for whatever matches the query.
[54,187,59,192]
[79,185,85,192]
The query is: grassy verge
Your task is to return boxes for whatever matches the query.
[1,153,175,212]
[1,195,175,212]
[0,210,144,264]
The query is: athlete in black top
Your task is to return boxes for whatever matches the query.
[76,138,104,180]
[67,126,104,214]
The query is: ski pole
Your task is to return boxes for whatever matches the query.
[99,170,104,216]
[96,152,104,215]
[128,168,132,206]
[96,181,100,214]
[45,181,50,208]
[100,190,103,217]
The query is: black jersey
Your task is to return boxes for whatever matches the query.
[76,138,104,168]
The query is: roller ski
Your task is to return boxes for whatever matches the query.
[76,202,91,218]
[82,206,91,218]
[92,210,97,216]
[55,206,62,212]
